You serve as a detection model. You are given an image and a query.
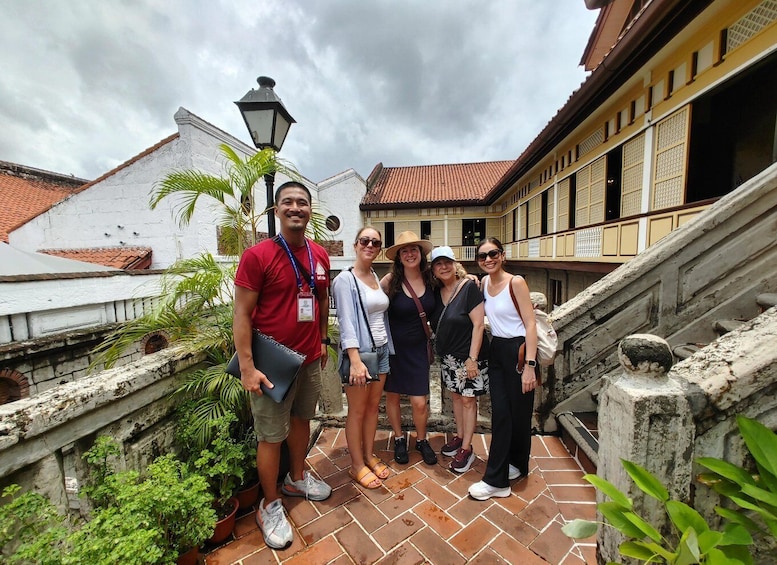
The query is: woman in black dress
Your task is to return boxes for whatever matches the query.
[381,231,438,466]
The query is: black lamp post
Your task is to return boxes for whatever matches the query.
[235,76,296,237]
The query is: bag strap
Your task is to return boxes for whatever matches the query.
[508,276,528,374]
[438,278,467,325]
[402,278,433,340]
[349,268,376,351]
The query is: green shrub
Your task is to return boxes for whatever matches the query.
[0,484,70,565]
[562,459,753,564]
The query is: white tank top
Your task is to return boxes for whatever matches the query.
[483,275,526,338]
[357,277,389,346]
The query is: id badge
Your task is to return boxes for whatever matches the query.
[297,292,314,322]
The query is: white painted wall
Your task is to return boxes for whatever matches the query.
[8,108,303,269]
[317,169,368,272]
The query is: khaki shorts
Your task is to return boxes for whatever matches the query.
[249,361,322,443]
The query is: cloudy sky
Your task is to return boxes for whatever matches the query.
[0,1,599,184]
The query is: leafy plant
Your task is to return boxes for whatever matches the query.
[0,484,70,565]
[697,415,777,548]
[74,453,216,564]
[80,435,122,508]
[178,409,246,510]
[562,459,753,564]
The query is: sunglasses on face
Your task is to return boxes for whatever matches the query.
[476,249,502,261]
[357,237,382,249]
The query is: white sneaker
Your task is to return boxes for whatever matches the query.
[256,498,293,549]
[509,464,522,480]
[468,480,511,500]
[281,471,332,501]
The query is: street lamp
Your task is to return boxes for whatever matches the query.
[235,76,296,237]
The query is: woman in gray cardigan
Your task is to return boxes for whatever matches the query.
[331,227,395,489]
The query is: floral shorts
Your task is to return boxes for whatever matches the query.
[439,354,489,397]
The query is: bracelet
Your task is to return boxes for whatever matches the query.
[467,356,477,362]
[321,337,331,345]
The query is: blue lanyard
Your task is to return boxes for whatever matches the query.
[276,234,316,294]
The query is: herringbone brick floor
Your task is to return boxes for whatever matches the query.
[205,428,597,564]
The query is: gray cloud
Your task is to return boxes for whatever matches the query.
[0,0,597,182]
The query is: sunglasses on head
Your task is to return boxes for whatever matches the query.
[357,237,382,249]
[476,249,502,261]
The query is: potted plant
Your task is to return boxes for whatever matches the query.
[76,437,217,564]
[177,409,245,544]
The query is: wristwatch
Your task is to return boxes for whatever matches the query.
[525,359,537,368]
[321,337,331,345]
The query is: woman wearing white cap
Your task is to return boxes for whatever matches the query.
[429,246,488,474]
[380,231,438,466]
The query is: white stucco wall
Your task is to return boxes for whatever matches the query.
[8,108,304,269]
[317,169,368,273]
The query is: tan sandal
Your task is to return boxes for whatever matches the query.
[349,466,382,489]
[365,455,390,480]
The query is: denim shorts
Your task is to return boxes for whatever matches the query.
[375,343,390,375]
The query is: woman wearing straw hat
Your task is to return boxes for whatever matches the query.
[380,231,438,466]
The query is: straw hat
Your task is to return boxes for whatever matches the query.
[385,231,433,261]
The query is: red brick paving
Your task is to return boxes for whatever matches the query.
[204,428,597,564]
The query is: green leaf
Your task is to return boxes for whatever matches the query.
[666,500,710,535]
[738,416,777,477]
[622,460,669,502]
[622,509,663,542]
[561,519,598,539]
[719,523,753,546]
[714,507,759,532]
[585,474,632,508]
[697,530,723,553]
[599,502,648,539]
[619,541,664,562]
[675,528,701,565]
[740,482,777,507]
[696,458,756,489]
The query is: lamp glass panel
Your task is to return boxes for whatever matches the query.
[273,115,291,150]
[244,109,274,147]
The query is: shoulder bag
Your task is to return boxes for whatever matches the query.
[508,277,558,369]
[339,269,381,384]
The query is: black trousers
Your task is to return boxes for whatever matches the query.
[482,335,534,488]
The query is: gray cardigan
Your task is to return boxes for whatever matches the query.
[331,269,395,369]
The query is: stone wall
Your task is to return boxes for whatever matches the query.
[0,346,205,513]
[596,307,777,561]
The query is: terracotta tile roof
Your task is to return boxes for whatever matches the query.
[361,161,515,210]
[39,246,153,270]
[0,161,88,242]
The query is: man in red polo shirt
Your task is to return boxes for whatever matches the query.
[233,181,331,550]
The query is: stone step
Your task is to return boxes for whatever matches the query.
[673,343,704,360]
[757,293,777,311]
[714,319,746,335]
[558,411,598,473]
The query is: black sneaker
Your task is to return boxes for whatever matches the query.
[415,439,438,465]
[394,437,409,464]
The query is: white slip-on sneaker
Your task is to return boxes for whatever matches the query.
[468,480,511,500]
[281,471,332,501]
[509,464,522,480]
[256,498,293,549]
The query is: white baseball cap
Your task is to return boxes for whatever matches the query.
[430,246,456,264]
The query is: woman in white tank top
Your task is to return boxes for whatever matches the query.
[468,237,539,501]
